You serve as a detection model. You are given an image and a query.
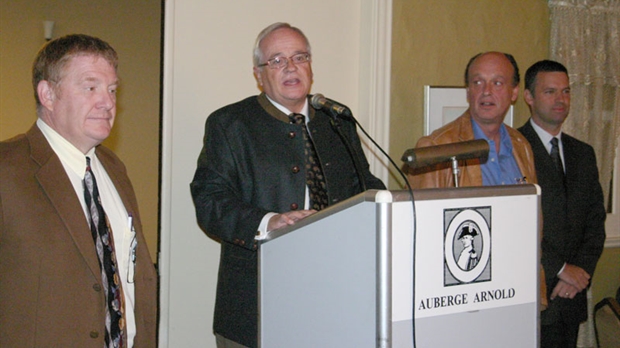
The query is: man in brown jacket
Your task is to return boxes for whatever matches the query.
[0,34,158,347]
[407,51,546,308]
[408,52,537,188]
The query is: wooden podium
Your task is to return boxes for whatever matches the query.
[258,186,541,347]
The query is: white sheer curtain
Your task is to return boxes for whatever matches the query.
[548,0,620,210]
[548,2,620,347]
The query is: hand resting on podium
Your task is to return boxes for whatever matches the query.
[268,210,317,231]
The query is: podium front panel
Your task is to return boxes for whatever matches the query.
[259,198,383,348]
[392,185,540,348]
[258,186,541,348]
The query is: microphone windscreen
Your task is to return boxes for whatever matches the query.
[310,93,325,109]
[401,139,489,169]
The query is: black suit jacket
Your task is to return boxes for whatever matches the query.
[190,94,385,347]
[519,120,606,325]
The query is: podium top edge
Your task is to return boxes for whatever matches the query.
[404,184,540,201]
[259,185,539,243]
[362,185,539,202]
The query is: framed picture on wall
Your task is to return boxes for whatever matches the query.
[424,86,513,136]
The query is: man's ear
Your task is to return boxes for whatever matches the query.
[510,84,519,103]
[37,80,55,110]
[253,67,263,87]
[524,89,534,107]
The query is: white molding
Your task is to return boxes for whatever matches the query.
[158,0,175,346]
[604,236,620,248]
[604,146,620,248]
[359,0,393,185]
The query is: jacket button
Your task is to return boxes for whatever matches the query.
[90,331,99,338]
[289,131,296,138]
[290,203,299,210]
[93,284,102,292]
[292,166,300,173]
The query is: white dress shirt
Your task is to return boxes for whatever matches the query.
[37,119,137,347]
[529,118,565,172]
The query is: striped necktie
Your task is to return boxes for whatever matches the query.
[290,114,329,210]
[550,137,565,180]
[84,157,125,348]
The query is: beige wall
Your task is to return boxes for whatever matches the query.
[593,247,620,304]
[0,0,161,261]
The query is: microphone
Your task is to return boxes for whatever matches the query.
[401,139,489,169]
[310,93,351,117]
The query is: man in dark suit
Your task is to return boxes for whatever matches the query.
[518,60,606,348]
[190,22,385,348]
[0,34,158,347]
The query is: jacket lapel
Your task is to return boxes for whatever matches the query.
[27,126,102,279]
[521,121,564,187]
[521,122,546,159]
[96,147,138,223]
[457,111,483,186]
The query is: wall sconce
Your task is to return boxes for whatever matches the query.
[43,21,55,41]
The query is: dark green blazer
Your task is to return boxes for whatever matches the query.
[191,94,385,347]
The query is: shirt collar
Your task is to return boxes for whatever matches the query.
[37,118,96,179]
[471,119,514,153]
[265,94,309,120]
[529,118,563,151]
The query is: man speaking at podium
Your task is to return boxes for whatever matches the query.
[190,22,384,348]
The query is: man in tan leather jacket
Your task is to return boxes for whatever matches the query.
[408,52,537,188]
[407,51,547,309]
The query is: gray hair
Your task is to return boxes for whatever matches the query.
[252,22,311,67]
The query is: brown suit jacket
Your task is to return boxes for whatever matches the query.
[406,111,547,309]
[0,124,158,347]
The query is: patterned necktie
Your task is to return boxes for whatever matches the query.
[290,113,329,210]
[83,157,125,348]
[550,137,565,179]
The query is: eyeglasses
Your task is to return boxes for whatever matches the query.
[257,52,311,70]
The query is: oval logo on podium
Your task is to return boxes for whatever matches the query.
[444,208,491,285]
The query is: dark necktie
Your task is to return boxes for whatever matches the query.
[290,113,329,210]
[83,157,125,348]
[550,137,565,179]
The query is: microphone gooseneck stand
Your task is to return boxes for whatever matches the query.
[326,110,368,193]
[312,93,429,347]
[325,105,420,348]
[336,111,492,347]
[451,156,460,187]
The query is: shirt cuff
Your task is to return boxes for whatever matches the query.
[557,262,566,276]
[255,212,278,240]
